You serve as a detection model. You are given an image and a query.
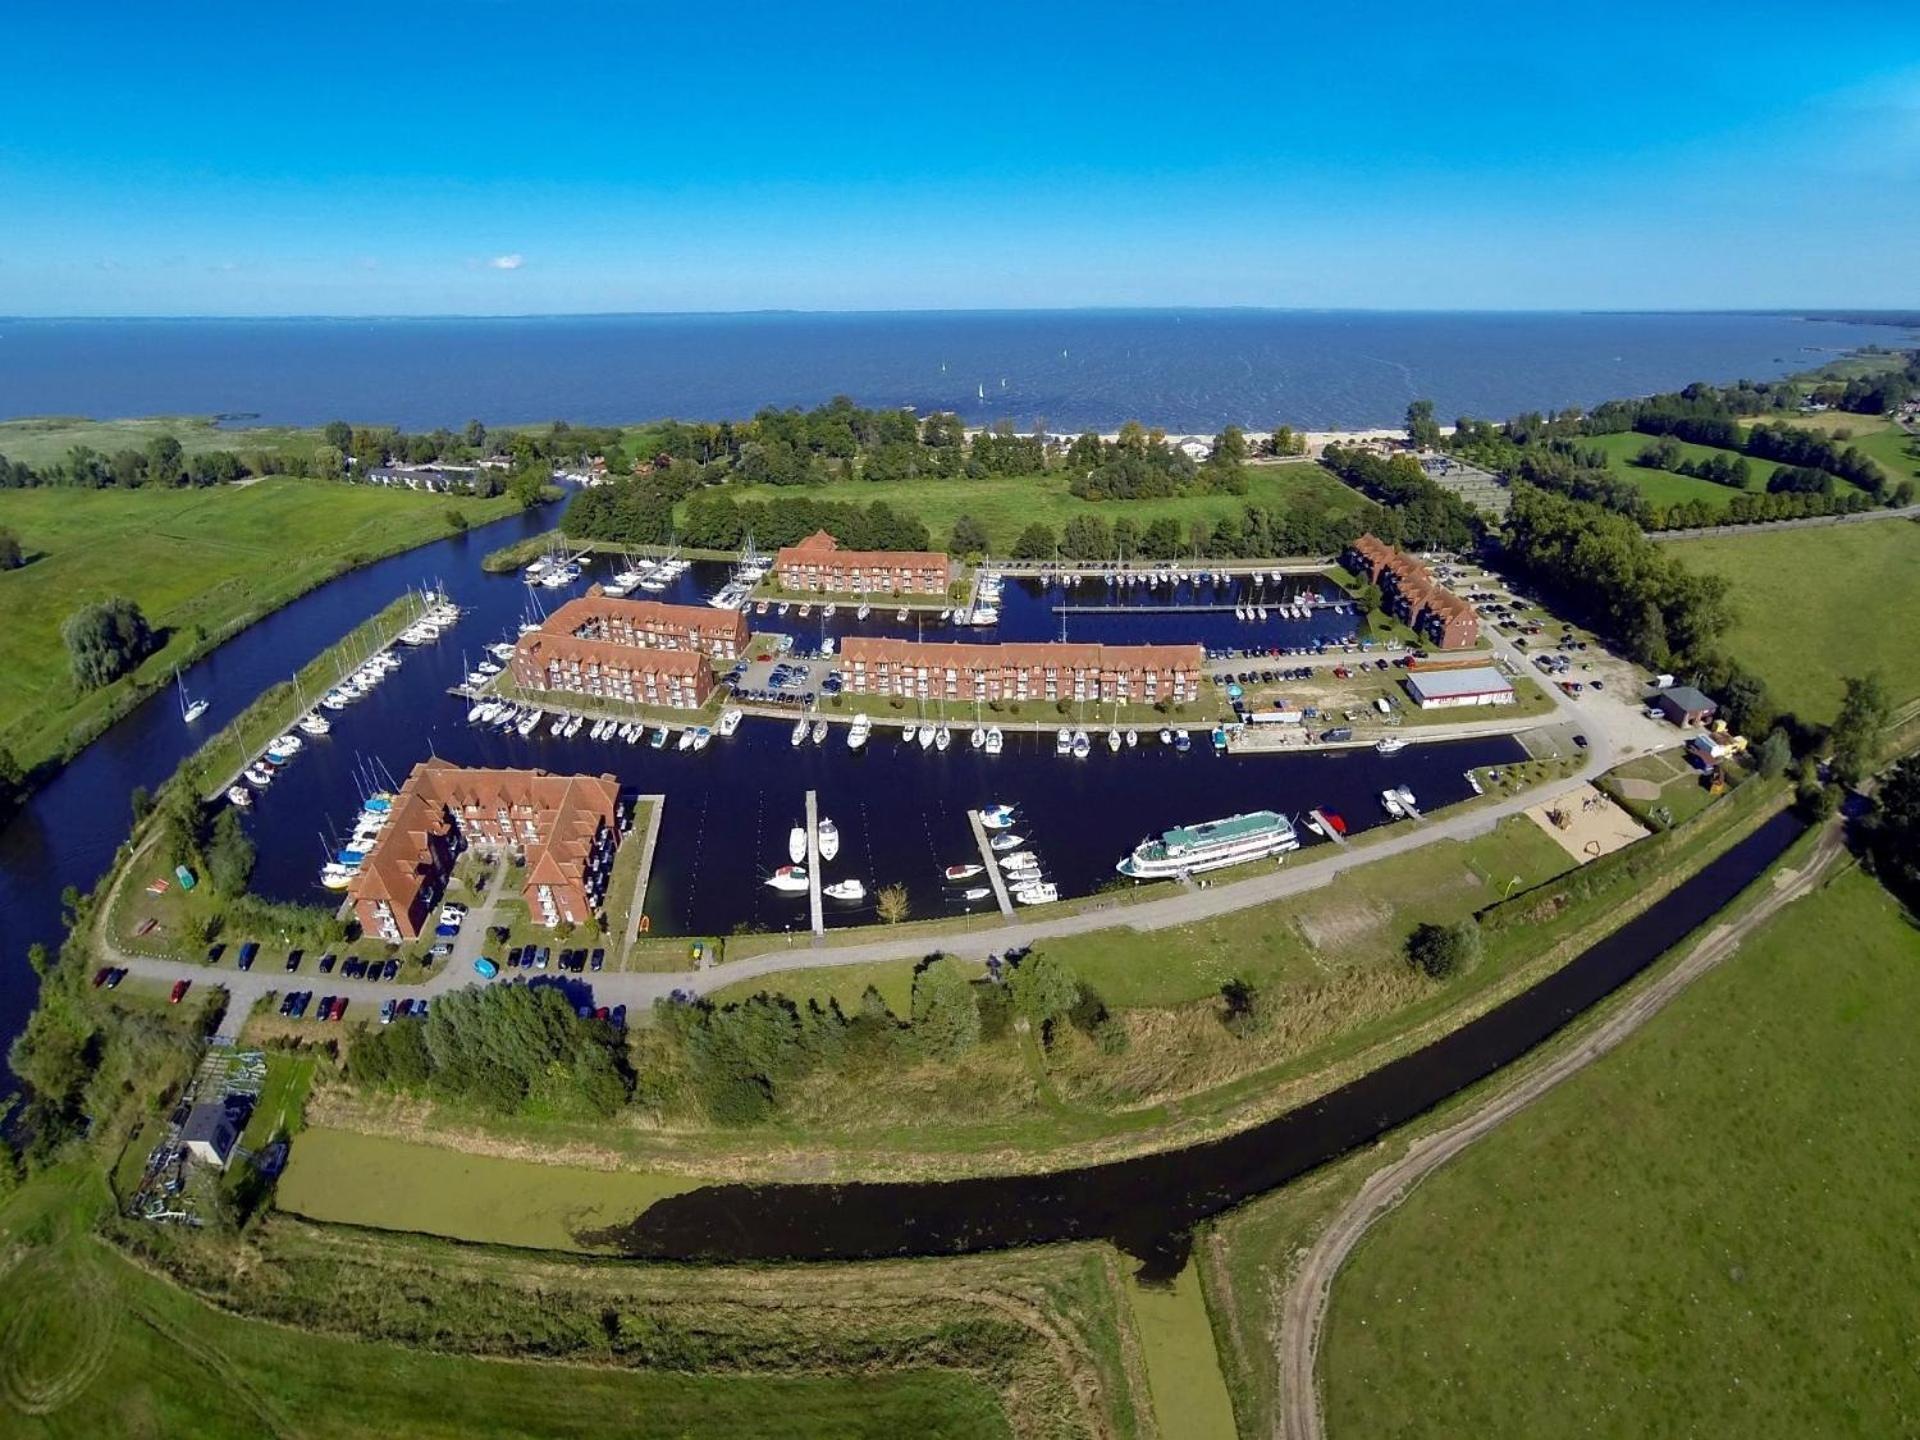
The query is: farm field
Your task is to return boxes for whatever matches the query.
[685,461,1369,555]
[274,1126,698,1250]
[0,478,519,774]
[0,1170,1006,1440]
[1321,865,1920,1440]
[1672,519,1920,722]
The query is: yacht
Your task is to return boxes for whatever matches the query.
[944,863,985,882]
[978,804,1016,829]
[817,819,840,861]
[1106,728,1122,752]
[265,734,303,762]
[717,707,743,737]
[823,879,865,902]
[970,725,986,749]
[765,864,810,893]
[1117,810,1300,879]
[811,719,828,745]
[225,785,251,808]
[298,712,331,737]
[1012,882,1059,905]
[650,726,668,749]
[989,832,1024,852]
[998,851,1038,872]
[677,729,695,751]
[918,725,936,751]
[177,670,209,724]
[1071,730,1091,759]
[245,765,275,788]
[788,826,807,864]
[691,726,713,751]
[984,727,1004,755]
[791,717,809,746]
[847,713,871,750]
[1375,737,1408,755]
[1054,729,1072,756]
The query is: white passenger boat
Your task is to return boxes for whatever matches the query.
[1117,809,1300,879]
[823,879,865,902]
[817,819,840,861]
[765,864,810,893]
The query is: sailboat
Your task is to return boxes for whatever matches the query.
[176,669,208,724]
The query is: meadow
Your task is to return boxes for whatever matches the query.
[0,414,323,469]
[683,460,1369,555]
[1320,865,1920,1440]
[1586,417,1918,515]
[0,478,518,774]
[1672,518,1920,722]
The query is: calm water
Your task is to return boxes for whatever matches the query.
[0,311,1903,432]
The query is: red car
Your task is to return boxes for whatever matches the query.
[169,979,191,1005]
[329,997,348,1022]
[92,967,113,988]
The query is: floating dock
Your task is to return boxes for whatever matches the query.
[966,810,1017,918]
[1308,808,1350,847]
[804,789,824,935]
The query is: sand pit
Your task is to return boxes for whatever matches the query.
[1527,783,1647,862]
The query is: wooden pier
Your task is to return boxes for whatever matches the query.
[804,789,825,936]
[966,809,1016,918]
[1308,808,1350,847]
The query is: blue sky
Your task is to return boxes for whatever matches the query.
[3,1,1917,315]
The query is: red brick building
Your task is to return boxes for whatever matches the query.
[839,638,1203,707]
[1343,534,1480,649]
[775,530,949,595]
[546,590,748,658]
[348,761,624,943]
[510,632,714,709]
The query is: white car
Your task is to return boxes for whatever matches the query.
[437,907,465,929]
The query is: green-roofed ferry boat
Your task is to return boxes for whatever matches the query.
[1116,809,1300,879]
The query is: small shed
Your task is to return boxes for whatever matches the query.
[1654,686,1717,727]
[181,1099,241,1171]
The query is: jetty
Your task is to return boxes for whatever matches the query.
[1308,808,1350,847]
[966,809,1016,918]
[804,789,824,936]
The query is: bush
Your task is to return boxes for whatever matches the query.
[1218,977,1266,1037]
[1406,920,1482,979]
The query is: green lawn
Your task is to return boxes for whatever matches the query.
[1322,866,1920,1440]
[237,1054,316,1151]
[692,461,1368,556]
[0,1169,1007,1440]
[275,1126,699,1250]
[1124,1263,1238,1440]
[1755,411,1920,489]
[1584,431,1818,511]
[0,414,323,469]
[1672,519,1920,722]
[0,479,519,774]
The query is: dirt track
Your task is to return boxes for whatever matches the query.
[1274,812,1846,1440]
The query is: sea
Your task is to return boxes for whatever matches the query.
[0,310,1906,433]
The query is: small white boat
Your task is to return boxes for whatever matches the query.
[1381,789,1406,818]
[1107,728,1122,752]
[823,602,837,619]
[298,712,331,737]
[848,714,871,750]
[918,726,936,751]
[245,765,274,788]
[901,723,918,744]
[817,819,840,861]
[944,863,984,882]
[857,603,872,620]
[797,603,812,619]
[961,887,993,902]
[265,733,303,761]
[1375,737,1408,755]
[676,729,695,751]
[765,864,810,893]
[177,670,208,724]
[226,785,251,808]
[1159,728,1173,745]
[895,607,909,622]
[1054,729,1073,756]
[551,714,568,737]
[989,833,1024,851]
[998,851,1038,871]
[984,727,1004,755]
[1125,729,1138,748]
[789,826,807,864]
[978,805,1016,829]
[1072,730,1091,759]
[824,878,865,902]
[1013,882,1060,905]
[717,708,743,737]
[691,726,713,751]
[935,725,951,752]
[651,726,669,749]
[791,717,809,747]
[811,720,828,745]
[970,726,986,749]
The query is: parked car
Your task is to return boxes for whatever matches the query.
[590,948,605,972]
[237,942,259,971]
[330,997,348,1022]
[474,956,499,979]
[284,950,302,972]
[1573,733,1589,749]
[105,968,125,989]
[318,953,337,974]
[92,967,113,988]
[383,958,402,980]
[169,979,191,1005]
[289,992,312,1018]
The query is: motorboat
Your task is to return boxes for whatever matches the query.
[718,708,743,737]
[1159,728,1174,745]
[245,765,275,788]
[791,717,809,746]
[1381,789,1406,818]
[811,719,828,745]
[651,726,669,748]
[895,607,909,622]
[1174,730,1192,753]
[677,729,695,751]
[788,826,807,864]
[847,714,871,750]
[691,726,713,751]
[225,785,251,808]
[978,804,1016,829]
[918,725,935,750]
[1071,730,1091,759]
[551,714,569,737]
[984,727,1004,755]
[765,864,810,893]
[1012,882,1059,905]
[817,819,840,861]
[997,851,1038,871]
[265,734,303,762]
[970,726,986,749]
[961,887,993,902]
[517,709,542,737]
[1054,729,1071,756]
[1107,728,1122,752]
[1375,737,1408,755]
[856,603,872,620]
[944,863,984,882]
[989,833,1024,852]
[934,724,951,751]
[298,712,331,737]
[901,723,918,744]
[1125,728,1138,748]
[823,879,865,902]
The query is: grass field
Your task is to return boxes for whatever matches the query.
[1672,519,1920,722]
[1321,865,1920,1440]
[690,461,1369,556]
[275,1126,699,1250]
[0,478,518,774]
[0,1169,1010,1440]
[237,1054,316,1151]
[0,415,323,469]
[1584,430,1827,511]
[1124,1264,1237,1440]
[1755,411,1920,488]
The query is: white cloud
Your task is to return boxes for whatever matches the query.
[487,254,526,270]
